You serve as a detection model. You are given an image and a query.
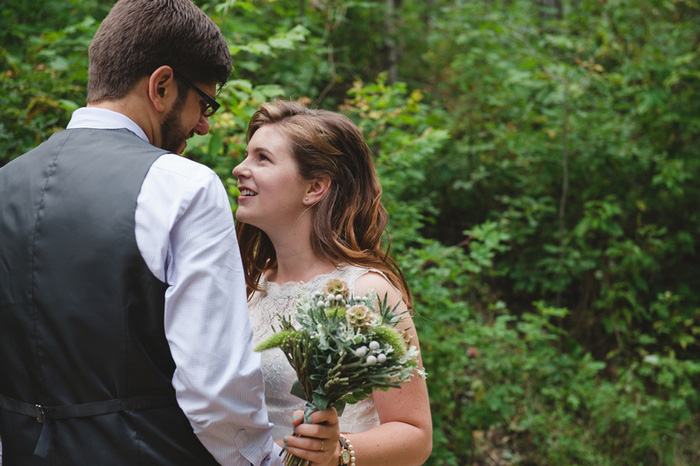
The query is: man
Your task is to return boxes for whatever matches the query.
[0,1,282,464]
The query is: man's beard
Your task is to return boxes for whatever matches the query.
[160,95,189,154]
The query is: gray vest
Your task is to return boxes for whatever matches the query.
[0,128,220,465]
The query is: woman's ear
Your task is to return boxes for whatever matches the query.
[148,66,177,113]
[303,177,331,206]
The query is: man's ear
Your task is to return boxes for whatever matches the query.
[303,177,332,206]
[148,66,178,113]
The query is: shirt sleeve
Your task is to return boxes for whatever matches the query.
[135,155,282,466]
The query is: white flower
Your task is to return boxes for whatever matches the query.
[366,355,377,365]
[377,354,387,363]
[399,346,420,364]
[369,341,380,351]
[355,346,368,357]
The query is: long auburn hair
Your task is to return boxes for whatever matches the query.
[236,100,413,308]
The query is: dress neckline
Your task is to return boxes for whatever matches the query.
[261,263,349,292]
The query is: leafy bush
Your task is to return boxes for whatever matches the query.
[340,69,699,462]
[0,11,100,161]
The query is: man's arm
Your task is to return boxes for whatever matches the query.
[136,155,281,465]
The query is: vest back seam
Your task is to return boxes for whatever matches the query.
[29,131,74,396]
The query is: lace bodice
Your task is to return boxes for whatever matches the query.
[249,264,383,440]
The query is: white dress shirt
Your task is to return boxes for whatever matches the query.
[60,107,283,466]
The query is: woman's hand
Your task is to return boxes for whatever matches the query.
[283,407,341,466]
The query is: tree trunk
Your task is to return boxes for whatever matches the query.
[538,0,563,19]
[384,0,403,83]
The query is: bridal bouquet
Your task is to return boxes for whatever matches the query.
[255,278,423,466]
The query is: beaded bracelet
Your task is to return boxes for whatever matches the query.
[338,433,356,466]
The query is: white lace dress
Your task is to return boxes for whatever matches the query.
[249,264,386,440]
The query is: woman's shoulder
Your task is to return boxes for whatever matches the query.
[333,263,378,286]
[339,264,406,309]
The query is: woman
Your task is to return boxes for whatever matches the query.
[232,100,432,465]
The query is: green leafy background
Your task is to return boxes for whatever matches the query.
[2,0,699,463]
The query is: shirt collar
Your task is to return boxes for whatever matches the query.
[66,107,150,144]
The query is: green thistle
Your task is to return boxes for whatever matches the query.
[254,329,299,352]
[325,306,346,319]
[370,325,408,358]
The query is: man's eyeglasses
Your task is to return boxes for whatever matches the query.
[173,70,220,117]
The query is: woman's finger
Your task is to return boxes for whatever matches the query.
[295,422,337,439]
[292,407,339,426]
[291,410,304,427]
[284,434,327,451]
[283,434,337,465]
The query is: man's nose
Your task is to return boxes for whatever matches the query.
[194,113,210,136]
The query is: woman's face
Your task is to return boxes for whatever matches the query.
[232,124,309,232]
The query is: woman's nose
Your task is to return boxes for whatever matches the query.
[232,159,248,178]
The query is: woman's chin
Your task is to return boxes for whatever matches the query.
[235,210,255,226]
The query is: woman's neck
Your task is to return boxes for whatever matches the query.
[265,233,335,285]
[268,259,336,285]
[269,246,336,284]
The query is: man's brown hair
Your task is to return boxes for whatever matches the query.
[87,0,231,103]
